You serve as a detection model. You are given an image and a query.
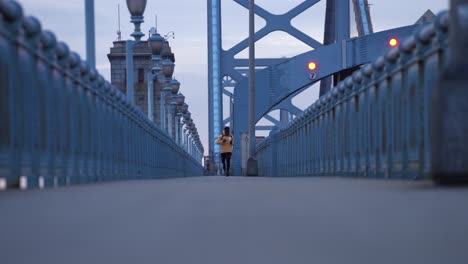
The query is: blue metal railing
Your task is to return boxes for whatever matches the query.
[0,1,203,189]
[256,12,449,179]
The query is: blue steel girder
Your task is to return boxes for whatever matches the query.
[209,0,326,164]
[264,114,280,126]
[232,24,420,175]
[228,0,323,53]
[233,25,420,124]
[222,0,324,83]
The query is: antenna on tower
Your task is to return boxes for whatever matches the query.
[155,15,158,31]
[117,4,122,41]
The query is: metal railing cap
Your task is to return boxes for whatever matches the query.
[40,30,57,51]
[338,82,346,92]
[363,64,373,77]
[332,88,339,98]
[22,16,41,38]
[68,52,81,68]
[97,75,105,87]
[352,71,363,83]
[321,96,327,106]
[418,24,436,44]
[79,60,90,75]
[373,56,385,71]
[89,68,98,81]
[104,81,112,92]
[385,47,400,63]
[56,41,70,60]
[435,11,449,32]
[0,0,23,23]
[345,76,354,88]
[117,91,125,102]
[400,36,416,53]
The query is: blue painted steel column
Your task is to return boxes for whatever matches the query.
[352,0,374,36]
[247,0,258,176]
[208,0,222,163]
[336,0,350,42]
[85,0,95,68]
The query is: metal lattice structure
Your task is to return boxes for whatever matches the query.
[207,0,378,173]
[207,0,422,174]
[208,0,334,170]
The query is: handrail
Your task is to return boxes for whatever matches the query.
[256,11,449,179]
[0,0,203,189]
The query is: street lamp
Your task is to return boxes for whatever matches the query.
[175,93,186,146]
[168,78,180,138]
[125,0,147,104]
[181,103,189,149]
[126,0,146,40]
[184,111,192,152]
[147,28,164,121]
[161,59,175,133]
[247,0,258,176]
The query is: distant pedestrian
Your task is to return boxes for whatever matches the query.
[216,127,234,176]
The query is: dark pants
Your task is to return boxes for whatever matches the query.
[221,152,232,175]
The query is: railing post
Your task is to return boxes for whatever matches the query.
[432,0,468,183]
[270,127,278,177]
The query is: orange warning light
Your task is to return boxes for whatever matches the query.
[308,62,317,71]
[389,38,399,47]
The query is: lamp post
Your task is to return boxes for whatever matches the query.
[181,104,189,149]
[184,121,191,152]
[188,126,193,156]
[125,0,147,104]
[147,28,164,121]
[176,94,186,145]
[247,0,258,176]
[168,78,180,138]
[161,59,175,132]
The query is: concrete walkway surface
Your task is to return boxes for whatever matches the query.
[1,176,467,264]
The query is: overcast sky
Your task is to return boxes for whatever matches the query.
[20,0,448,154]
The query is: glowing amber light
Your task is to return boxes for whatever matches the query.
[389,38,399,47]
[308,62,317,71]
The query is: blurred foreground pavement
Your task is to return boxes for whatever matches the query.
[1,177,467,264]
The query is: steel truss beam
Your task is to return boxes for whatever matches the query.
[209,0,325,164]
[231,24,419,174]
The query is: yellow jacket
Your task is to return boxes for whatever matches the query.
[216,132,234,153]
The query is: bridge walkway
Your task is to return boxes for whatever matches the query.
[1,177,467,264]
